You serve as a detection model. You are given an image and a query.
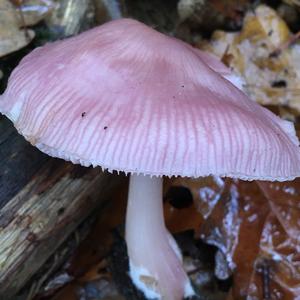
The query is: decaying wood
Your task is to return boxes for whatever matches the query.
[0,116,124,298]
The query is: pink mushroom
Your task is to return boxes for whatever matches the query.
[1,19,300,300]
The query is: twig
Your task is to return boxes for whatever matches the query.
[26,253,60,300]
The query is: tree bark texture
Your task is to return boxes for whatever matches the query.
[0,116,124,298]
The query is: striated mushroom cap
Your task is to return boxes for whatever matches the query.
[1,18,300,180]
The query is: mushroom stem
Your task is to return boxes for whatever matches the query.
[125,174,194,300]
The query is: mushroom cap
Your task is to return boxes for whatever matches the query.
[1,18,300,180]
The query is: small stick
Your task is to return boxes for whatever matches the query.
[262,262,271,300]
[256,259,271,300]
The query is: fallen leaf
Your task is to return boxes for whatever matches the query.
[17,0,56,26]
[0,0,35,57]
[164,176,226,235]
[164,202,203,235]
[165,174,300,299]
[178,0,248,32]
[203,179,300,299]
[212,180,270,299]
[259,180,300,239]
[200,5,300,113]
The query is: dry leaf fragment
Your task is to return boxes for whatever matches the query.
[0,0,34,57]
[17,0,56,27]
[178,0,248,32]
[200,5,300,113]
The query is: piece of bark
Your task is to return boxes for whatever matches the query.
[0,116,124,298]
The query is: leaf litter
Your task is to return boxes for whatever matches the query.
[3,1,300,299]
[38,176,300,299]
[200,4,300,114]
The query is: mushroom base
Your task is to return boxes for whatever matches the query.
[125,174,194,300]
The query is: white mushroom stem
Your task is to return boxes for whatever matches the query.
[125,174,194,300]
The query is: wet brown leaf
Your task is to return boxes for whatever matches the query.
[46,168,300,299]
[257,181,300,299]
[206,179,300,299]
[217,180,270,299]
[165,175,300,299]
[78,259,110,283]
[259,180,300,239]
[164,176,227,235]
[165,176,225,218]
[164,202,203,235]
[51,283,78,300]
